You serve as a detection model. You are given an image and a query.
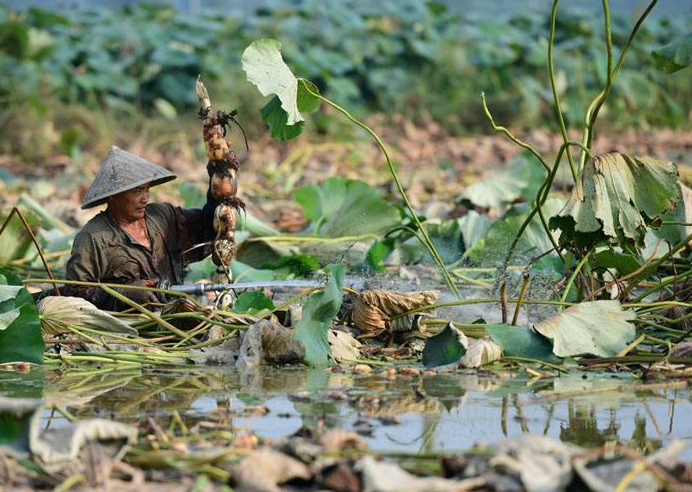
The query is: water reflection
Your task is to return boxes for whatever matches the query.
[0,366,689,457]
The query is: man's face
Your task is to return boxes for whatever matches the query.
[108,184,150,221]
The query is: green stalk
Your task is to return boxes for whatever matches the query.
[560,248,593,305]
[480,92,550,173]
[301,81,460,298]
[548,0,578,182]
[501,139,589,266]
[577,0,658,171]
[101,285,197,342]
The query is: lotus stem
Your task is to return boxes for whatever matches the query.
[548,0,578,182]
[301,81,460,298]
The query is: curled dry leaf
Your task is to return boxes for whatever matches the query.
[352,289,438,337]
[37,296,137,336]
[237,319,305,369]
[319,429,368,454]
[460,338,502,368]
[328,329,361,360]
[356,455,463,492]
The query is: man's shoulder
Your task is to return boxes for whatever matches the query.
[72,212,114,248]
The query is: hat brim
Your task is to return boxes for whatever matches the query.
[81,175,177,209]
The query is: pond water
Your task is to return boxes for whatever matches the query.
[1,365,689,458]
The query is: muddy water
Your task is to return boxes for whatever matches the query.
[1,366,689,458]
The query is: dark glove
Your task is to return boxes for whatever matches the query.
[118,279,159,305]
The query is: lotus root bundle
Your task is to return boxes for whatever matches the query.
[195,78,245,266]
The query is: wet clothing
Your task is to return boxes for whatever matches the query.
[65,201,216,310]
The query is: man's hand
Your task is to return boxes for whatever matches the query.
[120,279,159,304]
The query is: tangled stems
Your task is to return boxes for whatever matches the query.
[301,80,460,298]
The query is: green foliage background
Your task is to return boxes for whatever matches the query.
[0,1,690,160]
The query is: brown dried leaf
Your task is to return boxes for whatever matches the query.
[352,290,438,336]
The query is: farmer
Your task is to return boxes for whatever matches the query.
[64,146,217,310]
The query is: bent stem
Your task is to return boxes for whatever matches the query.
[302,81,460,297]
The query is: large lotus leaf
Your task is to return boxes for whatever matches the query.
[485,323,559,362]
[465,199,565,266]
[294,264,345,366]
[533,300,635,358]
[243,39,321,141]
[461,152,545,208]
[0,271,43,364]
[458,211,491,251]
[550,153,679,249]
[295,177,401,238]
[242,39,303,125]
[422,322,468,367]
[652,34,692,73]
[0,301,43,365]
[422,220,465,265]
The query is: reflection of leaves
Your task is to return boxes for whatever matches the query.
[422,375,466,412]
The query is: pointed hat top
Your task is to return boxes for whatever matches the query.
[81,146,177,209]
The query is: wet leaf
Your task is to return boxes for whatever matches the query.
[461,152,545,208]
[231,292,275,314]
[422,322,468,368]
[485,323,559,362]
[459,338,502,368]
[353,289,438,336]
[550,153,680,249]
[294,264,346,366]
[533,300,635,357]
[242,39,304,126]
[652,33,692,73]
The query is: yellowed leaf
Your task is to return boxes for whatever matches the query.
[352,289,438,336]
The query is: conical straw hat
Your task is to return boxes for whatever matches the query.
[81,146,177,209]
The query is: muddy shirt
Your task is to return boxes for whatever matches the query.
[65,202,215,310]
